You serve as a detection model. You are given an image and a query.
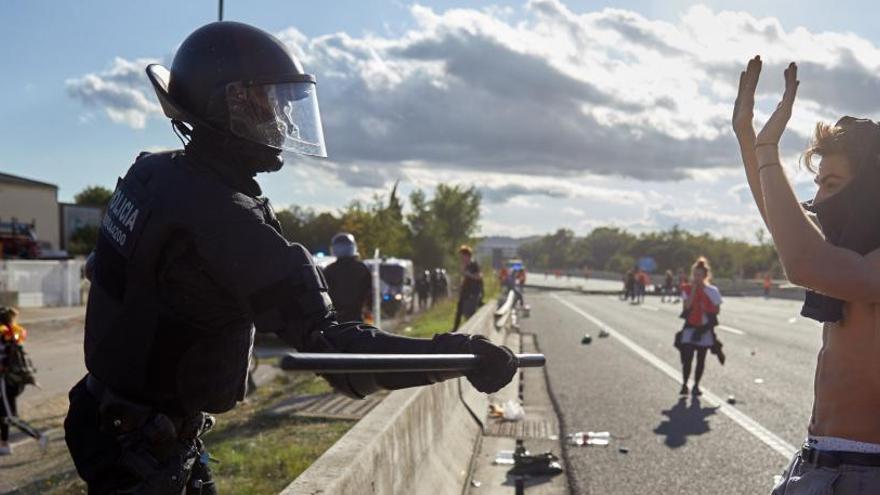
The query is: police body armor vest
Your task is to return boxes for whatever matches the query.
[85,151,332,414]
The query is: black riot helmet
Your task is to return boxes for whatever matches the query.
[146,21,327,159]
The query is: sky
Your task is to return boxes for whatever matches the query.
[3,0,880,243]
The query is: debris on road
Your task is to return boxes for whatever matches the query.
[727,395,737,405]
[788,317,798,324]
[502,400,525,421]
[470,479,482,488]
[598,329,610,338]
[488,400,526,421]
[618,447,630,454]
[567,431,612,446]
[581,334,593,344]
[754,378,764,384]
[494,450,515,465]
[507,448,564,477]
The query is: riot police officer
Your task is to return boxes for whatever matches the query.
[323,233,372,323]
[64,21,516,494]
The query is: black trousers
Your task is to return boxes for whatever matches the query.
[0,377,21,441]
[64,377,215,494]
[453,292,481,331]
[679,345,708,385]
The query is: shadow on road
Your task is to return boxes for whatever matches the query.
[653,397,718,448]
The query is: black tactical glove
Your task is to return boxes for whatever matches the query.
[465,335,517,393]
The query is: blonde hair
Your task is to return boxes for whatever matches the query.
[690,256,712,283]
[802,121,848,173]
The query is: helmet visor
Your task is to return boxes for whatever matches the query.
[226,81,327,157]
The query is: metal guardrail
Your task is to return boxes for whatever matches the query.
[494,289,517,330]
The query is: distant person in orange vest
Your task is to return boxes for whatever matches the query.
[499,266,509,287]
[636,268,649,304]
[763,273,772,298]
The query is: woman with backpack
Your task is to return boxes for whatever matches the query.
[676,257,724,396]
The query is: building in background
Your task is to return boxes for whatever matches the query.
[59,203,103,251]
[0,171,60,251]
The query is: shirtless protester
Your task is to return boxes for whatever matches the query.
[734,55,880,494]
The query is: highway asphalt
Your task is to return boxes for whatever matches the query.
[519,288,820,494]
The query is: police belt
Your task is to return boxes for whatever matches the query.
[86,374,208,441]
[801,445,880,468]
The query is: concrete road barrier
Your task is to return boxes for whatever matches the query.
[282,301,509,495]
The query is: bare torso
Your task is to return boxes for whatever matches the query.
[811,300,880,442]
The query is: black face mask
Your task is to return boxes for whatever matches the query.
[800,117,880,323]
[184,126,285,197]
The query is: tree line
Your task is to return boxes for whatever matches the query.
[517,226,780,279]
[68,183,482,272]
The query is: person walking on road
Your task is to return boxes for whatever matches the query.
[453,245,483,331]
[675,257,722,397]
[63,22,517,493]
[636,268,649,304]
[515,268,527,308]
[734,56,880,494]
[661,270,674,303]
[622,269,635,302]
[416,270,431,310]
[323,233,372,323]
[0,307,28,455]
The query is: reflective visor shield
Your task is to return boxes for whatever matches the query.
[226,80,327,157]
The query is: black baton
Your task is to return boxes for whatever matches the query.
[280,353,545,373]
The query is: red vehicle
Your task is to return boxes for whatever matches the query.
[0,219,40,259]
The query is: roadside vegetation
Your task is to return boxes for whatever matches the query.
[519,226,780,279]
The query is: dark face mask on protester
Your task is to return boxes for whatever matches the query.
[800,117,880,323]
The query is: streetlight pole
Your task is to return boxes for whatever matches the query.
[218,0,224,21]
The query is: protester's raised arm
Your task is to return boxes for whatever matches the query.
[733,56,769,227]
[754,62,880,302]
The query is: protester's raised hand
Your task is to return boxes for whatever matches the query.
[732,56,762,144]
[756,62,799,148]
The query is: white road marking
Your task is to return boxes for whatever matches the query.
[717,325,747,336]
[551,294,796,460]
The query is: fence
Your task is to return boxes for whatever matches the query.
[283,295,515,494]
[0,259,86,307]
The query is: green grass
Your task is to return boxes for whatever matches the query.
[35,374,351,495]
[208,374,353,495]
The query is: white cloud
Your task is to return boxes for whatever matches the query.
[66,57,164,129]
